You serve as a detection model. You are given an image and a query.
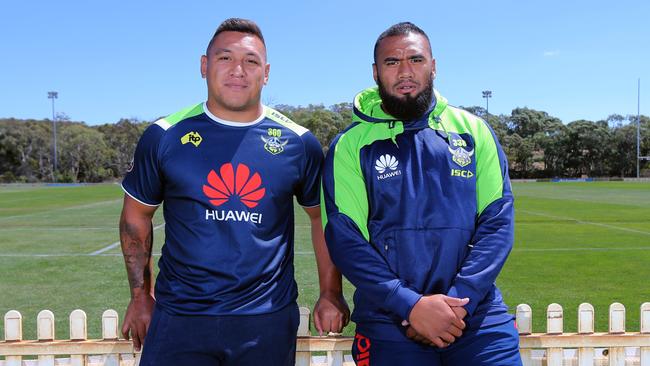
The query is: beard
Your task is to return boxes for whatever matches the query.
[377,76,433,121]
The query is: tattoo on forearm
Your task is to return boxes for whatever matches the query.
[120,218,153,291]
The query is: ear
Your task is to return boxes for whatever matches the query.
[372,63,378,84]
[200,55,207,79]
[264,63,270,85]
[431,58,436,80]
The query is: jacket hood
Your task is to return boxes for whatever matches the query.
[352,86,449,125]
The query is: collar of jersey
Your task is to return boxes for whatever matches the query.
[203,102,266,127]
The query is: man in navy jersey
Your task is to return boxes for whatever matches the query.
[119,18,349,366]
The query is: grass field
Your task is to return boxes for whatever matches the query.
[0,181,649,340]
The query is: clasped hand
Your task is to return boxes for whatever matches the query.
[406,294,469,348]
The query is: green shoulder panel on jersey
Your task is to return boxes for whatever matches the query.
[154,103,204,131]
[328,121,402,241]
[430,106,504,215]
[264,106,309,136]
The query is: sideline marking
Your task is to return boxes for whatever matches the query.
[519,210,650,236]
[89,223,165,256]
[0,199,122,222]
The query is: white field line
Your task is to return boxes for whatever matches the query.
[519,209,650,236]
[0,227,114,231]
[513,246,650,252]
[0,249,316,258]
[0,199,122,222]
[0,253,161,257]
[89,223,166,256]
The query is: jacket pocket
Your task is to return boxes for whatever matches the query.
[384,228,471,295]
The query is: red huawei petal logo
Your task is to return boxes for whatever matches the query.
[203,163,266,208]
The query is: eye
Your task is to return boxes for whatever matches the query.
[385,60,399,66]
[217,55,231,61]
[410,57,424,64]
[246,59,260,65]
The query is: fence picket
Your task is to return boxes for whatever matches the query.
[3,310,23,366]
[102,310,119,340]
[4,303,650,366]
[607,303,626,366]
[516,304,533,366]
[296,307,311,366]
[640,302,650,366]
[327,351,343,366]
[36,310,55,366]
[546,303,563,366]
[577,303,595,366]
[70,309,87,366]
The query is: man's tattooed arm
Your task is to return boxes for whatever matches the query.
[119,195,157,349]
[120,217,154,296]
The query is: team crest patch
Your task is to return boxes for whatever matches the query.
[181,131,202,147]
[448,146,474,167]
[261,128,288,155]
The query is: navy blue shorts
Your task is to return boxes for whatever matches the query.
[139,303,300,366]
[352,319,522,366]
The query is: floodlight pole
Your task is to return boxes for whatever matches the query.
[637,79,641,178]
[48,91,58,182]
[482,90,492,120]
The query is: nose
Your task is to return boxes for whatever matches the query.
[397,61,413,79]
[230,62,245,77]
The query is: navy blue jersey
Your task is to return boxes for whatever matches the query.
[122,103,322,316]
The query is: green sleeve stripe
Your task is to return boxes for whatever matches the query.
[330,123,403,241]
[474,120,504,215]
[264,106,309,136]
[320,184,328,228]
[162,103,205,127]
[332,131,370,241]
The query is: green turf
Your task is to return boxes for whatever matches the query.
[499,181,650,333]
[0,181,649,340]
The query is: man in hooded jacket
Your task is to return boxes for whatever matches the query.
[321,22,522,365]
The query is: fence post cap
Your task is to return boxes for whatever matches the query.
[515,303,532,335]
[609,302,625,310]
[297,306,311,336]
[641,302,650,333]
[609,302,626,334]
[37,309,55,341]
[546,303,564,335]
[102,309,119,340]
[516,304,532,311]
[69,309,87,341]
[578,302,595,334]
[4,310,23,341]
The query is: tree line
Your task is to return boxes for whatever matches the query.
[0,104,648,183]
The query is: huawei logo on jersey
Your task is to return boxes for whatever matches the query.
[202,163,266,208]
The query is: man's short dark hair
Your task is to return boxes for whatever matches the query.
[206,18,266,55]
[373,22,431,63]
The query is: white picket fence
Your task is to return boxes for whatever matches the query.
[1,303,650,366]
[517,302,650,366]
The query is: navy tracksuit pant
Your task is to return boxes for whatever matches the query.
[352,318,523,366]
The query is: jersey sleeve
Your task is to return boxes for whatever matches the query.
[294,131,323,207]
[121,124,165,206]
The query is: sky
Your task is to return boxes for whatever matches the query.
[0,0,648,125]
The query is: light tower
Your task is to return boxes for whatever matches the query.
[48,91,58,182]
[482,90,492,120]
